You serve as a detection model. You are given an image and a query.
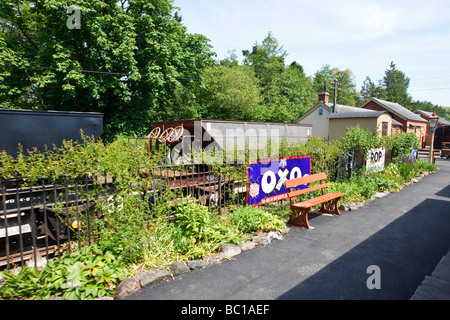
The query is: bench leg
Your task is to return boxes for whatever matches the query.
[319,197,341,215]
[289,207,312,229]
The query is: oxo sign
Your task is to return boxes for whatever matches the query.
[247,155,311,206]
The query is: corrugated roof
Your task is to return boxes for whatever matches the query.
[324,103,369,113]
[367,98,426,122]
[328,110,387,119]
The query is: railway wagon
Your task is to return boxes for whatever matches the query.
[0,109,103,268]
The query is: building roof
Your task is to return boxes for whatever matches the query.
[328,110,387,119]
[325,103,369,113]
[296,102,371,123]
[414,109,450,126]
[363,98,426,123]
[392,119,403,126]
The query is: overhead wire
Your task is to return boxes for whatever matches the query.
[5,62,450,94]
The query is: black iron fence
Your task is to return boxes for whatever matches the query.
[0,164,247,271]
[0,149,397,271]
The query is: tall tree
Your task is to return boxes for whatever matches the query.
[242,31,287,102]
[358,76,383,105]
[0,0,215,140]
[380,61,412,107]
[240,33,316,122]
[313,65,359,106]
[198,65,263,121]
[260,61,316,123]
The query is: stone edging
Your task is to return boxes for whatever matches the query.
[113,230,287,299]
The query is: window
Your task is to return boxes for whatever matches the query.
[382,122,388,136]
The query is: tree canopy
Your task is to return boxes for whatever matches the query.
[1,3,448,140]
[0,0,215,140]
[312,65,359,107]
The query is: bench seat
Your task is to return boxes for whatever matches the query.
[285,172,344,229]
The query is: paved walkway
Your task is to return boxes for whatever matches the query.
[126,159,450,300]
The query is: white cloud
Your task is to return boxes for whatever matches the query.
[365,5,395,34]
[175,0,450,105]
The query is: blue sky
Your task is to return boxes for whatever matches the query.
[174,0,450,107]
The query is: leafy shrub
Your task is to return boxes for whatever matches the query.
[227,205,285,233]
[171,202,242,259]
[415,159,437,173]
[388,132,420,164]
[399,156,419,181]
[366,172,402,192]
[0,244,128,300]
[339,125,379,155]
[93,194,152,264]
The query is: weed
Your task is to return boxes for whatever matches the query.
[227,205,285,234]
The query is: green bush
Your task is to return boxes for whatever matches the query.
[416,159,438,173]
[339,125,379,156]
[399,156,419,181]
[171,202,242,259]
[227,205,285,233]
[0,244,128,300]
[93,194,152,264]
[388,133,420,164]
[329,169,400,203]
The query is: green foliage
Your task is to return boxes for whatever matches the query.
[93,194,152,264]
[339,125,379,155]
[399,160,418,181]
[358,76,383,105]
[380,62,412,107]
[227,205,285,234]
[0,0,215,141]
[299,136,342,177]
[0,131,154,181]
[199,65,263,120]
[338,126,421,169]
[238,32,316,123]
[313,64,359,106]
[415,159,437,173]
[329,172,377,203]
[388,132,420,164]
[0,244,128,300]
[330,168,401,204]
[171,201,242,259]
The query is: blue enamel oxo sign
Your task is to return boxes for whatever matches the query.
[246,155,311,206]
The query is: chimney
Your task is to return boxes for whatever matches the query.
[318,81,329,103]
[318,92,329,104]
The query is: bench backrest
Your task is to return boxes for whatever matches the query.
[285,172,329,199]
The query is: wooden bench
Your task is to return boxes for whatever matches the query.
[284,172,344,229]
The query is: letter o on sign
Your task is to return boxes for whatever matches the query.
[290,167,302,180]
[261,171,276,194]
[371,151,382,162]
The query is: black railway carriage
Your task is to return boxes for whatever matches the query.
[0,108,103,157]
[0,108,104,268]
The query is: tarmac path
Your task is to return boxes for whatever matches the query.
[125,159,450,300]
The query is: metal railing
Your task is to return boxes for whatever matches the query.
[0,164,247,271]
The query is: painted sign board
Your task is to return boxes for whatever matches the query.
[247,155,311,206]
[365,147,385,174]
